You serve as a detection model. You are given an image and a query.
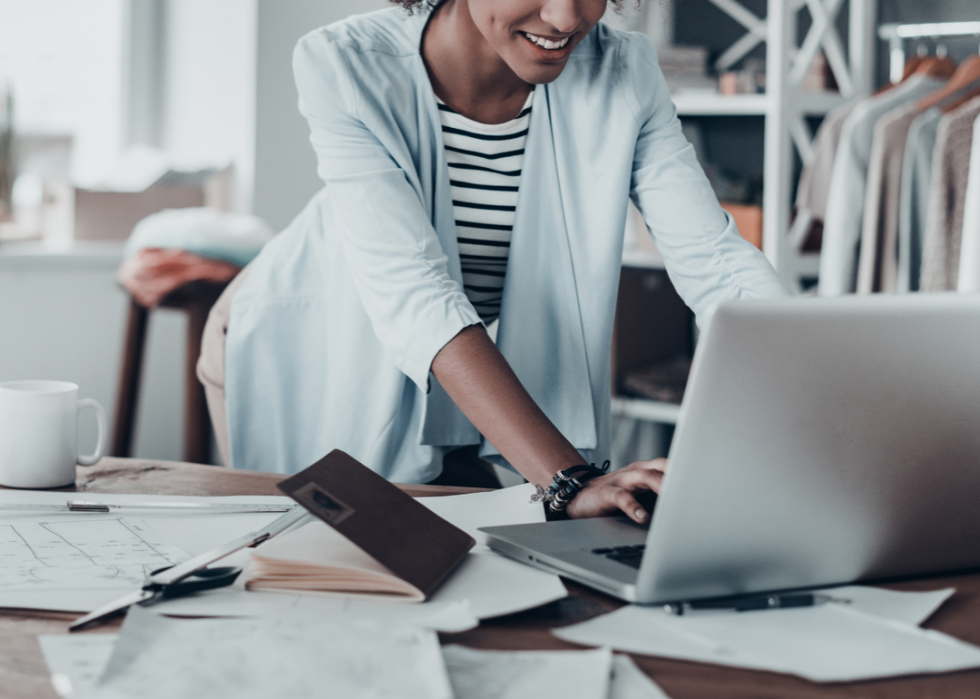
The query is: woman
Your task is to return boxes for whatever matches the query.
[198,0,788,521]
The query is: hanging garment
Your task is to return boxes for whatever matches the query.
[856,100,932,293]
[920,96,980,291]
[819,75,945,295]
[915,55,980,114]
[958,115,980,292]
[897,108,943,292]
[793,99,859,245]
[802,50,936,238]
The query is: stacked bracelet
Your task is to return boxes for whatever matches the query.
[530,461,610,520]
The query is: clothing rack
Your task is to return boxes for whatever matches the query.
[879,22,980,84]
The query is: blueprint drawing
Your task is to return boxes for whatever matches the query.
[0,517,189,591]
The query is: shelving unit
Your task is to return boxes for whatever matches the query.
[692,0,877,292]
[612,0,878,464]
[671,90,851,117]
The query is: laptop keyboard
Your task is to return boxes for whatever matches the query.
[592,544,646,569]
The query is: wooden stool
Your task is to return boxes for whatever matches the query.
[111,279,230,464]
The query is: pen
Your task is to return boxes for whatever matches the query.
[0,501,297,514]
[664,593,849,615]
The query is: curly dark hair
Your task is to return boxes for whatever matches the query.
[388,0,441,10]
[391,0,627,12]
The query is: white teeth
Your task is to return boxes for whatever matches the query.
[524,32,569,50]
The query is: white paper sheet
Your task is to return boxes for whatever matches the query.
[154,486,566,623]
[554,587,980,682]
[2,488,566,620]
[38,633,118,698]
[0,492,292,612]
[441,645,612,699]
[825,585,955,626]
[610,655,672,699]
[41,635,672,699]
[153,546,566,625]
[0,515,190,611]
[87,606,453,699]
[418,483,544,549]
[427,550,567,618]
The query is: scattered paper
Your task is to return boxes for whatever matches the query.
[610,655,672,699]
[134,547,476,631]
[825,585,955,626]
[554,587,980,682]
[1,488,565,622]
[0,491,293,612]
[441,645,612,699]
[418,483,544,549]
[428,550,567,619]
[89,606,453,699]
[154,486,566,623]
[0,517,188,589]
[419,485,567,618]
[0,516,189,611]
[41,634,672,699]
[153,546,565,625]
[38,633,118,698]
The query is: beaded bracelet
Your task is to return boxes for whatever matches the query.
[530,461,610,520]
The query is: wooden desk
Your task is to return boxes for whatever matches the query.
[4,458,980,698]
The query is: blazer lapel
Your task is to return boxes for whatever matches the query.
[491,83,598,454]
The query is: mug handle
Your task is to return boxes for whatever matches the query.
[77,398,108,467]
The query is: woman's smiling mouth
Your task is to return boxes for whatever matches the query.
[521,31,571,50]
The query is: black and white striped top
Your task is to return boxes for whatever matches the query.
[438,92,532,325]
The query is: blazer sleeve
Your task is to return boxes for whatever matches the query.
[293,32,481,391]
[621,34,789,327]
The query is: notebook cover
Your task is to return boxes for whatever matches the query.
[277,450,476,599]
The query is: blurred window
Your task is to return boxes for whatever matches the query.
[0,0,126,185]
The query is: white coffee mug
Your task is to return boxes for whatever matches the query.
[0,381,107,489]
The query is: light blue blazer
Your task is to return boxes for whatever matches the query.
[225,7,788,481]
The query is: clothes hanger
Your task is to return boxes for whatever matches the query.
[915,42,980,111]
[901,55,925,81]
[913,43,959,82]
[872,47,926,96]
[917,51,980,112]
[903,44,930,80]
[935,39,980,113]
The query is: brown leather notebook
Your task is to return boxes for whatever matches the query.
[276,450,475,600]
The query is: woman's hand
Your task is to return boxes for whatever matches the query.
[565,459,667,523]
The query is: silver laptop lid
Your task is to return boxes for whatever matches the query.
[637,294,980,604]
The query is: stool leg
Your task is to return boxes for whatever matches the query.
[184,302,211,464]
[112,299,149,457]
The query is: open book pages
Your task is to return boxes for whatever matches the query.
[246,521,424,602]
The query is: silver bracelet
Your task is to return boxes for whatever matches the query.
[529,462,610,518]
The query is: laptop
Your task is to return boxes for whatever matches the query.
[481,294,980,604]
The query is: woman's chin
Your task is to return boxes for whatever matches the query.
[506,56,570,85]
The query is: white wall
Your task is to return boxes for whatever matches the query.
[252,0,388,231]
[163,0,258,213]
[0,246,187,462]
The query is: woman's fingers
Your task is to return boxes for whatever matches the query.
[567,480,652,521]
[612,488,649,524]
[626,457,667,474]
[610,467,664,493]
[601,460,666,495]
[565,459,669,520]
